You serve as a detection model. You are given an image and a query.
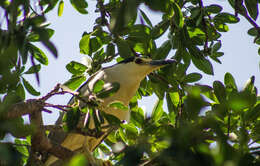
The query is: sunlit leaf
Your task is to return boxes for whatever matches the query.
[151,99,163,122]
[58,0,64,17]
[172,2,184,28]
[214,12,239,24]
[66,61,88,75]
[108,101,128,111]
[79,34,91,55]
[68,154,88,166]
[224,72,237,91]
[93,80,104,93]
[63,75,86,90]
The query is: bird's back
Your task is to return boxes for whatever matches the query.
[45,67,136,165]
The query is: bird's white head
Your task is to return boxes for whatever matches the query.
[109,56,176,80]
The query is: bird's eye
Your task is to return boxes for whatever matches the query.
[135,58,143,64]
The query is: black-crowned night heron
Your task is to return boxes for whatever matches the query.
[45,56,175,165]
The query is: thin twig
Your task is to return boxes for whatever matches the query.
[198,0,209,54]
[45,103,72,109]
[40,84,61,101]
[42,108,52,113]
[234,0,260,42]
[97,0,108,26]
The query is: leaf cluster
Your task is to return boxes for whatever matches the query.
[1,0,260,166]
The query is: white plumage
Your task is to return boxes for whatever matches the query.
[45,57,175,165]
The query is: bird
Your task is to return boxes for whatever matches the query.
[44,56,176,165]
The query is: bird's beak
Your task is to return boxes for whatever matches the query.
[149,59,176,66]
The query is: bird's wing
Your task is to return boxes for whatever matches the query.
[45,71,104,165]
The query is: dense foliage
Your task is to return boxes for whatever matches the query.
[0,0,260,165]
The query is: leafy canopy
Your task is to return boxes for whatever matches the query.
[0,0,260,166]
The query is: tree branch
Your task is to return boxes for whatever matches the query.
[5,99,45,119]
[234,0,260,42]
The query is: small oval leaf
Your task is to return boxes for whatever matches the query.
[108,101,128,111]
[22,77,40,96]
[63,75,86,90]
[93,80,105,93]
[24,64,41,74]
[66,61,87,75]
[183,73,202,83]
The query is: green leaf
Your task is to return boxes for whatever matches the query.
[66,61,88,75]
[108,101,128,111]
[90,37,103,53]
[245,103,260,121]
[243,76,255,92]
[28,44,48,65]
[93,80,104,93]
[212,41,221,52]
[41,40,58,58]
[248,27,258,36]
[130,107,145,127]
[65,107,81,131]
[28,28,55,42]
[14,139,29,164]
[116,38,132,59]
[214,12,239,24]
[24,64,41,74]
[140,9,153,27]
[63,75,86,91]
[68,154,88,166]
[151,99,163,122]
[172,2,184,28]
[205,4,223,13]
[245,0,258,20]
[228,91,252,111]
[22,77,40,96]
[122,123,138,139]
[213,81,226,103]
[224,72,237,91]
[214,22,229,32]
[70,0,88,14]
[191,56,214,75]
[106,43,115,57]
[153,40,172,60]
[101,112,122,125]
[183,73,202,83]
[42,0,59,13]
[79,34,91,55]
[58,0,64,17]
[151,20,170,39]
[166,92,177,113]
[16,83,25,100]
[97,82,120,98]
